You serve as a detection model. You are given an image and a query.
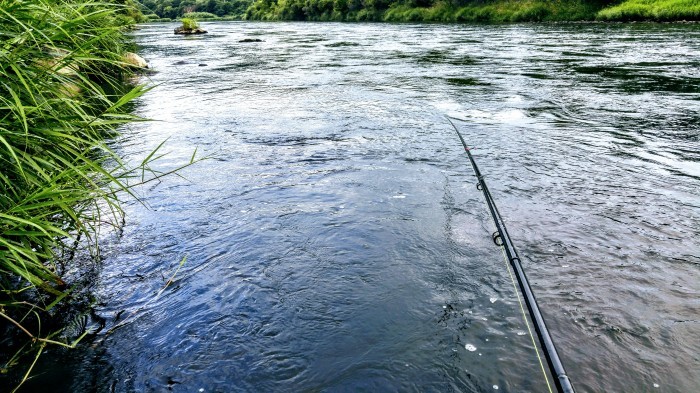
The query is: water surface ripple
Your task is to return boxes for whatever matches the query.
[30,22,700,392]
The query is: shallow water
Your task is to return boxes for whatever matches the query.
[19,22,700,392]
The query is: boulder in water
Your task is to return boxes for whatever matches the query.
[174,26,207,35]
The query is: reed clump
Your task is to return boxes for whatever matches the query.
[0,0,192,388]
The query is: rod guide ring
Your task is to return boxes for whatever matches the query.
[492,231,503,246]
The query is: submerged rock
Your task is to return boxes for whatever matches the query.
[239,38,263,43]
[174,27,207,35]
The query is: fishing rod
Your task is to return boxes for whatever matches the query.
[447,117,575,393]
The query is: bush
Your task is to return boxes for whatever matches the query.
[181,17,200,29]
[511,3,552,22]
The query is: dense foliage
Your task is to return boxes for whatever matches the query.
[243,0,699,21]
[139,0,253,19]
[383,0,607,22]
[245,0,601,22]
[136,0,699,21]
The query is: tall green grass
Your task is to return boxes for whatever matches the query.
[0,0,193,388]
[597,0,700,21]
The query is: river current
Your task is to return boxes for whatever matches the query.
[21,22,700,392]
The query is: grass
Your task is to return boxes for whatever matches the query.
[597,0,700,21]
[0,0,196,389]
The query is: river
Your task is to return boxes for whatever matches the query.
[20,22,700,392]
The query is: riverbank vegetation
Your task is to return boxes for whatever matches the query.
[139,0,253,20]
[241,0,699,22]
[0,0,193,389]
[136,0,699,22]
[383,1,605,22]
[597,0,699,21]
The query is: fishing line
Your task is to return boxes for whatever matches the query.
[499,245,553,393]
[446,116,575,393]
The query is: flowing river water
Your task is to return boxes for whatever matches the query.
[20,22,700,392]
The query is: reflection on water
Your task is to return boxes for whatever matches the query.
[18,22,700,392]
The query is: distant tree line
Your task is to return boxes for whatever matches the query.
[245,0,619,22]
[136,0,616,21]
[243,0,697,23]
[136,0,698,22]
[137,0,253,19]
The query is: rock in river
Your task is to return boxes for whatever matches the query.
[174,27,208,35]
[123,52,148,69]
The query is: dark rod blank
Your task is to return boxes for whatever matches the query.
[447,117,575,393]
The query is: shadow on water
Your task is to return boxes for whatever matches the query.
[444,77,492,86]
[416,49,479,66]
[326,41,361,47]
[243,134,351,146]
[574,65,700,93]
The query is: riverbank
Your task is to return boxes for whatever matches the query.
[244,0,700,22]
[598,0,699,21]
[0,1,177,389]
